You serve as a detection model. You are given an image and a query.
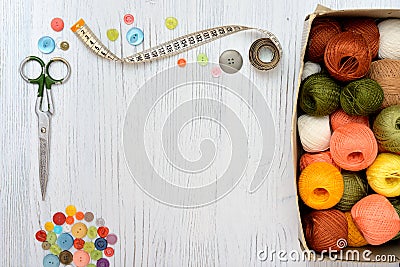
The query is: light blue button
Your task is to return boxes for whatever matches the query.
[38,36,55,54]
[53,225,62,234]
[56,233,73,250]
[43,254,60,267]
[126,27,144,46]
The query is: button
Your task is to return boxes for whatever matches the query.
[59,250,73,264]
[75,211,84,220]
[65,216,74,225]
[51,18,64,32]
[43,253,60,267]
[73,238,85,250]
[53,225,62,234]
[73,250,90,267]
[104,247,114,257]
[83,241,95,253]
[36,230,47,242]
[87,265,96,267]
[106,29,119,41]
[87,226,98,239]
[211,66,222,78]
[90,250,103,261]
[84,212,94,222]
[42,241,51,250]
[45,222,54,231]
[65,205,77,216]
[219,49,243,74]
[124,14,134,25]
[53,212,66,225]
[38,36,55,54]
[94,238,108,250]
[46,232,57,244]
[96,258,110,267]
[165,17,178,30]
[106,233,118,245]
[177,58,187,67]
[63,224,71,233]
[57,233,74,250]
[96,218,105,226]
[197,53,208,66]
[50,244,62,255]
[60,41,69,51]
[97,226,109,238]
[126,27,144,46]
[71,222,88,238]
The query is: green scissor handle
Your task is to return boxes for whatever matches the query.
[19,56,71,97]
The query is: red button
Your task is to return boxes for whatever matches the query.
[104,247,114,257]
[124,14,134,25]
[53,212,66,225]
[35,230,47,242]
[74,238,85,250]
[97,226,109,238]
[51,18,64,32]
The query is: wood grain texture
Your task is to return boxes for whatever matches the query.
[1,0,399,266]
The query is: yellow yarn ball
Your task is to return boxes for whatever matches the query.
[367,153,400,197]
[345,212,368,247]
[299,162,344,210]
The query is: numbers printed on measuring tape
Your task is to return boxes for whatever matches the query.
[71,18,282,70]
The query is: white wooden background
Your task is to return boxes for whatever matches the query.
[1,0,400,266]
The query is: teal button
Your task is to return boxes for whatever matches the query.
[126,27,144,46]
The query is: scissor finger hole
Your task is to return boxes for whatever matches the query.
[47,60,70,81]
[20,60,43,81]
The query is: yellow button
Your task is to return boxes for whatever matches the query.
[65,205,77,216]
[71,222,88,239]
[165,17,178,30]
[45,221,54,231]
[106,29,119,41]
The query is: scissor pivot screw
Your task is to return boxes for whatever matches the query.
[41,127,46,133]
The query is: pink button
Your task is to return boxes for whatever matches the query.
[211,66,222,78]
[51,18,64,32]
[73,250,90,267]
[124,14,134,25]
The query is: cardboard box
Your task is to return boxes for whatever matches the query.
[292,5,400,262]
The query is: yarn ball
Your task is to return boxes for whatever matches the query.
[302,61,321,81]
[351,194,400,245]
[324,31,371,82]
[367,59,400,108]
[299,151,340,171]
[378,19,400,60]
[306,18,342,62]
[330,123,378,171]
[373,105,400,154]
[336,171,368,211]
[298,162,344,210]
[330,109,370,131]
[366,153,400,197]
[340,78,384,116]
[344,212,368,247]
[299,73,341,116]
[298,115,331,152]
[391,199,400,240]
[342,18,380,59]
[303,209,348,253]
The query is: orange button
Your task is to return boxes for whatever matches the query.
[51,18,64,32]
[104,247,114,257]
[75,211,84,220]
[66,216,74,225]
[177,58,186,67]
[97,226,109,238]
[71,222,88,239]
[74,238,85,250]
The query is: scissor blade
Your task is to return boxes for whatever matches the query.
[38,137,49,200]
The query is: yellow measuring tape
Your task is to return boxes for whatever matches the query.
[71,19,282,70]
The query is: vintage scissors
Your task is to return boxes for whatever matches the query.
[19,56,71,200]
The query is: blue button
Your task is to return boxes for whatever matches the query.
[43,254,60,267]
[53,225,62,234]
[56,233,73,250]
[94,237,108,251]
[38,36,55,54]
[126,27,144,46]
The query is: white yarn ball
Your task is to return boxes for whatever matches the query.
[301,61,321,81]
[378,19,400,59]
[298,115,331,152]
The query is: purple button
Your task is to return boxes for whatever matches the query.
[106,233,118,245]
[97,258,110,267]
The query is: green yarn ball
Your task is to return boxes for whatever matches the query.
[300,73,341,116]
[340,78,384,116]
[373,105,400,154]
[390,199,400,240]
[335,171,368,211]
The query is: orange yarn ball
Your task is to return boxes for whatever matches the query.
[324,31,372,82]
[330,109,370,131]
[306,18,341,62]
[351,194,400,245]
[330,123,378,171]
[344,212,368,247]
[303,209,348,253]
[300,151,340,171]
[298,162,344,210]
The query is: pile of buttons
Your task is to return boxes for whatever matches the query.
[36,205,117,267]
[38,18,69,54]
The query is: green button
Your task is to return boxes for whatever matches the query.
[107,29,119,41]
[50,244,62,255]
[87,226,98,239]
[165,17,178,30]
[83,241,95,253]
[46,232,57,245]
[90,250,103,261]
[197,53,209,66]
